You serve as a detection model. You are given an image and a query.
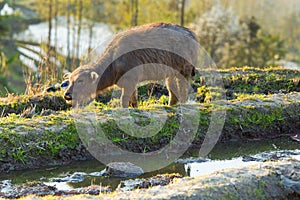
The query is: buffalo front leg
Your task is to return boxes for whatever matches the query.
[169,90,179,105]
[166,78,179,106]
[176,76,189,103]
[129,88,138,108]
[121,86,136,108]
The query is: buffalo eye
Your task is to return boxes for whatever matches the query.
[77,79,84,84]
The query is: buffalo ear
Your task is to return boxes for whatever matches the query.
[63,72,71,79]
[90,71,99,83]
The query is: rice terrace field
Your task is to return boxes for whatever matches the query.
[0,0,300,199]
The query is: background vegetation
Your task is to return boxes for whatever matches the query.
[0,0,299,96]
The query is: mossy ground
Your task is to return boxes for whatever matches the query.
[0,92,70,117]
[194,66,300,101]
[0,67,299,172]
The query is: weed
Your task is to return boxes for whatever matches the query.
[143,146,149,153]
[12,148,26,164]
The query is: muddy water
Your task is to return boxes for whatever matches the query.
[0,137,299,191]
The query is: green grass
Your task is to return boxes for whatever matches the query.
[0,66,299,170]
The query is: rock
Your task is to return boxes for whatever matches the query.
[281,175,300,194]
[76,185,112,195]
[0,182,56,199]
[102,162,144,178]
[0,180,13,194]
[242,150,300,162]
[242,155,257,162]
[291,134,300,142]
[0,180,111,198]
[50,172,87,183]
[119,173,182,191]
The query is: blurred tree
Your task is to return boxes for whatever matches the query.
[279,11,300,62]
[180,0,185,26]
[66,0,71,68]
[54,0,58,60]
[47,0,53,76]
[0,15,15,94]
[221,0,299,65]
[191,5,286,68]
[244,16,260,66]
[256,31,286,66]
[0,15,10,76]
[86,0,95,52]
[0,15,9,36]
[75,0,83,66]
[131,0,138,26]
[191,5,246,67]
[109,0,190,29]
[186,0,213,23]
[240,16,285,67]
[47,0,53,56]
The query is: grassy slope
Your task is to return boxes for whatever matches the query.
[0,67,299,172]
[0,92,299,172]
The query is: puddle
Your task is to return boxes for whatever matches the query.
[44,182,73,191]
[291,155,300,160]
[0,136,299,192]
[185,157,257,177]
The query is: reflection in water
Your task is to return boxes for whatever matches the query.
[184,158,257,177]
[67,162,186,190]
[185,151,300,177]
[291,155,300,160]
[44,182,73,191]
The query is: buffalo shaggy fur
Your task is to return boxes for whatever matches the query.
[64,22,198,108]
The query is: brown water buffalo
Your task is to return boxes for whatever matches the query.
[64,22,198,108]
